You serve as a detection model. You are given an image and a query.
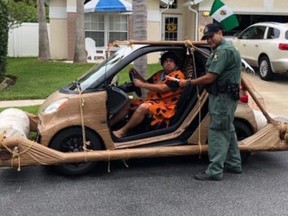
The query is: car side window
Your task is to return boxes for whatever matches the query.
[267,27,280,39]
[253,26,266,39]
[239,27,256,39]
[285,30,288,40]
[239,26,266,40]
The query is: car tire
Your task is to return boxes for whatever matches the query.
[259,56,274,81]
[234,119,253,163]
[49,127,103,176]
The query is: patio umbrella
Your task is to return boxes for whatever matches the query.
[84,0,132,12]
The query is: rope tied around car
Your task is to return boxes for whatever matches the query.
[75,81,90,162]
[0,132,34,171]
[184,40,203,157]
[276,121,288,143]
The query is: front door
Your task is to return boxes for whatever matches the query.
[162,14,183,41]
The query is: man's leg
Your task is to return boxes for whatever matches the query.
[110,102,132,127]
[205,128,231,178]
[224,124,242,172]
[113,103,149,138]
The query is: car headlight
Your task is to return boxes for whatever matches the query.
[42,98,68,114]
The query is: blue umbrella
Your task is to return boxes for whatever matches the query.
[84,0,132,12]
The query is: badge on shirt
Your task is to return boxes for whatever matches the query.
[212,53,218,62]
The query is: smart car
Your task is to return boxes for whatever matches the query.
[34,41,261,175]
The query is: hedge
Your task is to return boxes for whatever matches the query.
[0,0,8,81]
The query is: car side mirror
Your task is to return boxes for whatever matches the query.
[234,33,241,39]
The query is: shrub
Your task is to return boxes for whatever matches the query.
[0,0,8,81]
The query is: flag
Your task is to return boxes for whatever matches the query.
[209,0,239,31]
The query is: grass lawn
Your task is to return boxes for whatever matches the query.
[0,105,40,114]
[1,58,95,100]
[1,57,161,100]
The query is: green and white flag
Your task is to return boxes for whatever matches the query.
[209,0,239,31]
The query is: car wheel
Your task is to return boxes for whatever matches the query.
[49,127,103,175]
[259,56,274,81]
[234,119,253,162]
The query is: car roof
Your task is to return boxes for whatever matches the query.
[252,22,288,29]
[114,40,208,47]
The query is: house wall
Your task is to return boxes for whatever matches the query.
[199,0,288,16]
[146,0,197,63]
[49,0,68,59]
[198,0,288,38]
[48,0,288,61]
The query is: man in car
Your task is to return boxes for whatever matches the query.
[112,51,185,138]
[179,23,242,181]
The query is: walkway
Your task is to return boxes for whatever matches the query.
[0,99,44,108]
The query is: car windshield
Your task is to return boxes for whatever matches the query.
[71,45,143,91]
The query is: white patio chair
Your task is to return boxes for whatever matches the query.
[85,37,106,62]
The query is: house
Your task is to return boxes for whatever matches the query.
[199,0,288,37]
[48,0,288,62]
[49,0,200,62]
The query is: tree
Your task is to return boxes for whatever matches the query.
[74,0,87,63]
[132,0,147,78]
[7,0,38,28]
[37,0,50,61]
[0,0,9,81]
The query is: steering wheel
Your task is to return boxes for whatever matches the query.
[129,68,142,97]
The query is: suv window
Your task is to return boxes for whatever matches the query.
[286,30,288,40]
[240,26,266,39]
[267,27,280,39]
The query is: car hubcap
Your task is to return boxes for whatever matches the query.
[260,60,268,77]
[62,136,92,168]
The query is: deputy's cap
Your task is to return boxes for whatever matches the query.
[201,23,222,40]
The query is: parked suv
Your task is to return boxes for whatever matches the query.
[232,22,288,80]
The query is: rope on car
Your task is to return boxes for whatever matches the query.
[0,132,34,171]
[191,46,203,158]
[184,40,203,158]
[75,82,89,162]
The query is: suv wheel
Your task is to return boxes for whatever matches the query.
[49,127,103,175]
[259,56,274,81]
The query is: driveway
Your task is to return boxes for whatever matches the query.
[245,72,288,116]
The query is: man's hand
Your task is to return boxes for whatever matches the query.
[179,79,189,88]
[134,79,145,88]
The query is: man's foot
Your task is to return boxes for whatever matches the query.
[194,172,223,181]
[113,129,126,138]
[224,167,242,174]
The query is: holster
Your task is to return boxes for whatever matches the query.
[205,82,219,95]
[227,83,240,101]
[206,82,240,101]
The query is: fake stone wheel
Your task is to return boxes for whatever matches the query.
[234,119,253,162]
[259,56,274,81]
[49,127,103,175]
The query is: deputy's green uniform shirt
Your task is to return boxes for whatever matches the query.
[204,39,242,178]
[206,39,241,87]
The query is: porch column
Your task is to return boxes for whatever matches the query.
[49,0,68,60]
[66,0,77,61]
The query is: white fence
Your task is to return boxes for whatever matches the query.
[8,23,50,57]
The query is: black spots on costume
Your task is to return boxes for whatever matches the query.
[171,97,178,102]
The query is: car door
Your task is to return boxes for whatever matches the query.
[235,26,266,66]
[249,26,267,66]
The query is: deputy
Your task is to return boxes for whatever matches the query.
[179,23,242,181]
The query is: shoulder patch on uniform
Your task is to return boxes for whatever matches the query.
[212,53,218,62]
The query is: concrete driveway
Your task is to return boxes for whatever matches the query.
[245,72,288,116]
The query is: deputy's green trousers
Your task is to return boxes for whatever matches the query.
[206,94,242,178]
